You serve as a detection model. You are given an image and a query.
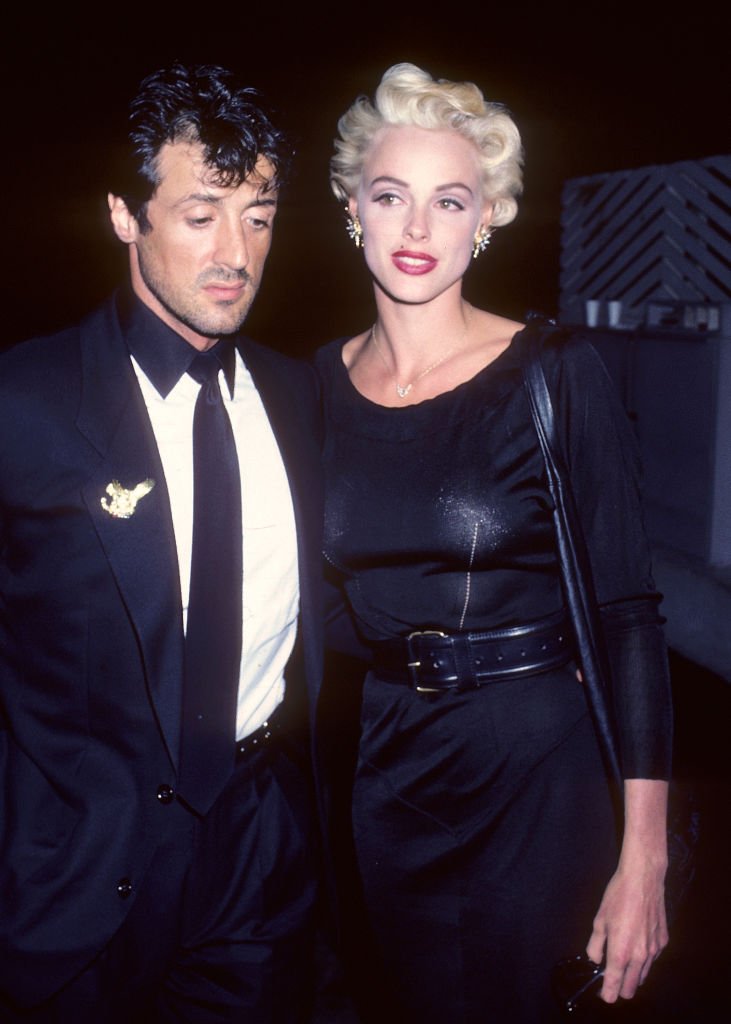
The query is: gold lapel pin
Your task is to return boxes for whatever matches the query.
[101,478,155,519]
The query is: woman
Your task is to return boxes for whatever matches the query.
[317,63,671,1022]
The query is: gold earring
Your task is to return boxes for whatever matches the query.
[345,209,363,249]
[472,227,492,259]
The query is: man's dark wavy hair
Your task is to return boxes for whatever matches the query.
[112,62,290,231]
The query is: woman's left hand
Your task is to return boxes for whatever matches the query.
[585,778,669,1003]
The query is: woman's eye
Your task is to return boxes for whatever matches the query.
[437,198,465,211]
[374,192,401,206]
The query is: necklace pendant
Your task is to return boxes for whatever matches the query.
[396,383,412,398]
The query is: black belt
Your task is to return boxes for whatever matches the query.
[235,705,284,762]
[372,612,572,692]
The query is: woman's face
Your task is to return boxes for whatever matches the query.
[351,124,492,305]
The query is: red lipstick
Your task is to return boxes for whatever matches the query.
[391,250,437,275]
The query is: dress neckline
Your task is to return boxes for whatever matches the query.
[335,323,526,414]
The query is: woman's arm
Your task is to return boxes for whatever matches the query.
[586,778,669,1002]
[546,336,673,1000]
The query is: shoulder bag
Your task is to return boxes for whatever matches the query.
[519,318,698,930]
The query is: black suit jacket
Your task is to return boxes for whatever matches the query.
[0,298,323,1007]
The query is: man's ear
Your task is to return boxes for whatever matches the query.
[108,194,139,244]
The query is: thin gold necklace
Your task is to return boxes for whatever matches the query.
[370,309,472,399]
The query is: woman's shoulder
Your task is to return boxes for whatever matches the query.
[522,318,637,458]
[314,332,376,389]
[517,316,609,384]
[313,337,349,389]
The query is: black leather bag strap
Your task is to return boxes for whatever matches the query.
[520,321,623,790]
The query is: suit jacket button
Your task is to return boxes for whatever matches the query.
[156,784,175,805]
[117,878,133,899]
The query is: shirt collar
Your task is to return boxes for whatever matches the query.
[118,288,237,399]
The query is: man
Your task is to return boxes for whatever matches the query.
[0,63,323,1022]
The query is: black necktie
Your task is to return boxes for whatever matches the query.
[178,346,242,815]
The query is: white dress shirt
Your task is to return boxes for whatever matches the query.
[132,350,299,740]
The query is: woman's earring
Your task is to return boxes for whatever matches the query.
[472,227,492,259]
[345,209,363,249]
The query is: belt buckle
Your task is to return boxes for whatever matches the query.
[406,629,448,692]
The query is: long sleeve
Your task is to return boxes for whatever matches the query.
[550,336,673,778]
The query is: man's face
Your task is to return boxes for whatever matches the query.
[110,140,277,350]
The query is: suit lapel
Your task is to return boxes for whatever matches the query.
[77,302,184,768]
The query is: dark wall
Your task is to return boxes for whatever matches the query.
[5,7,728,355]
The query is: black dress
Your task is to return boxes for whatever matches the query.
[317,327,672,1023]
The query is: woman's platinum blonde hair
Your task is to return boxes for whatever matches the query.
[330,63,523,227]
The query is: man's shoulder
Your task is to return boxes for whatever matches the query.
[0,324,83,409]
[0,301,127,436]
[0,301,117,380]
[237,336,318,393]
[237,337,322,449]
[238,335,309,369]
[2,322,78,365]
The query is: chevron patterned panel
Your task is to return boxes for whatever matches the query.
[560,155,731,326]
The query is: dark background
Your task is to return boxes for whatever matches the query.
[4,5,729,354]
